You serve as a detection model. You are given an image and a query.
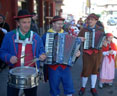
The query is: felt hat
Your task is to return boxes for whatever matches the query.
[50,16,65,24]
[14,9,32,20]
[87,13,99,20]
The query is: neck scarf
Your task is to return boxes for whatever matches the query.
[48,28,64,33]
[18,28,30,40]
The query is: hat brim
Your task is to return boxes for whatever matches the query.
[50,18,65,24]
[14,15,32,20]
[87,16,98,20]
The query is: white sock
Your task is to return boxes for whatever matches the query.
[91,74,97,88]
[67,94,72,96]
[82,77,88,88]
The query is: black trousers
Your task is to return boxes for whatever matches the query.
[7,85,37,96]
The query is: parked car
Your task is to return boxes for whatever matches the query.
[107,18,116,26]
[113,17,117,24]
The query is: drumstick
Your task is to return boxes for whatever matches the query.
[23,59,36,66]
[22,53,47,66]
[18,52,47,60]
[17,52,31,60]
[27,58,40,66]
[17,55,26,60]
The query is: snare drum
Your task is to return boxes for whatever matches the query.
[8,66,39,89]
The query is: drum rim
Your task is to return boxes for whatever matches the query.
[8,83,39,89]
[9,66,39,75]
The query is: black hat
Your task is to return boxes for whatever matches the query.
[14,9,32,20]
[50,16,65,24]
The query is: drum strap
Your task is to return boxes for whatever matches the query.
[15,29,33,66]
[15,29,33,44]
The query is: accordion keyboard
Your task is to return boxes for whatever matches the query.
[45,33,55,64]
[84,32,90,49]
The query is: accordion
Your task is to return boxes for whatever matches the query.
[84,29,105,49]
[45,33,81,66]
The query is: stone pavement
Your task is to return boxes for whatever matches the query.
[0,55,117,96]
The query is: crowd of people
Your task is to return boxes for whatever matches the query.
[0,9,117,96]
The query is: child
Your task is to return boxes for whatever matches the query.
[99,33,117,88]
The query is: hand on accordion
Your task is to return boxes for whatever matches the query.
[75,50,81,57]
[78,37,85,42]
[39,53,47,61]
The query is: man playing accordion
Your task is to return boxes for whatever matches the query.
[78,13,105,96]
[42,16,81,96]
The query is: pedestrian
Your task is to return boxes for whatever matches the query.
[0,14,10,46]
[0,14,10,71]
[0,9,46,96]
[63,22,80,37]
[77,18,83,30]
[0,14,10,32]
[42,16,81,96]
[78,13,105,96]
[30,12,39,34]
[99,33,117,88]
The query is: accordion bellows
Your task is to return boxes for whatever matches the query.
[45,33,81,66]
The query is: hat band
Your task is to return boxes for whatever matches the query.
[52,18,65,22]
[14,15,32,19]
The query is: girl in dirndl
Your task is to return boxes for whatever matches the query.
[99,33,117,88]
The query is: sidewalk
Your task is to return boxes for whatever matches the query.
[0,56,117,96]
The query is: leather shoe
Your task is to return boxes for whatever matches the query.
[90,88,98,96]
[79,87,85,96]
